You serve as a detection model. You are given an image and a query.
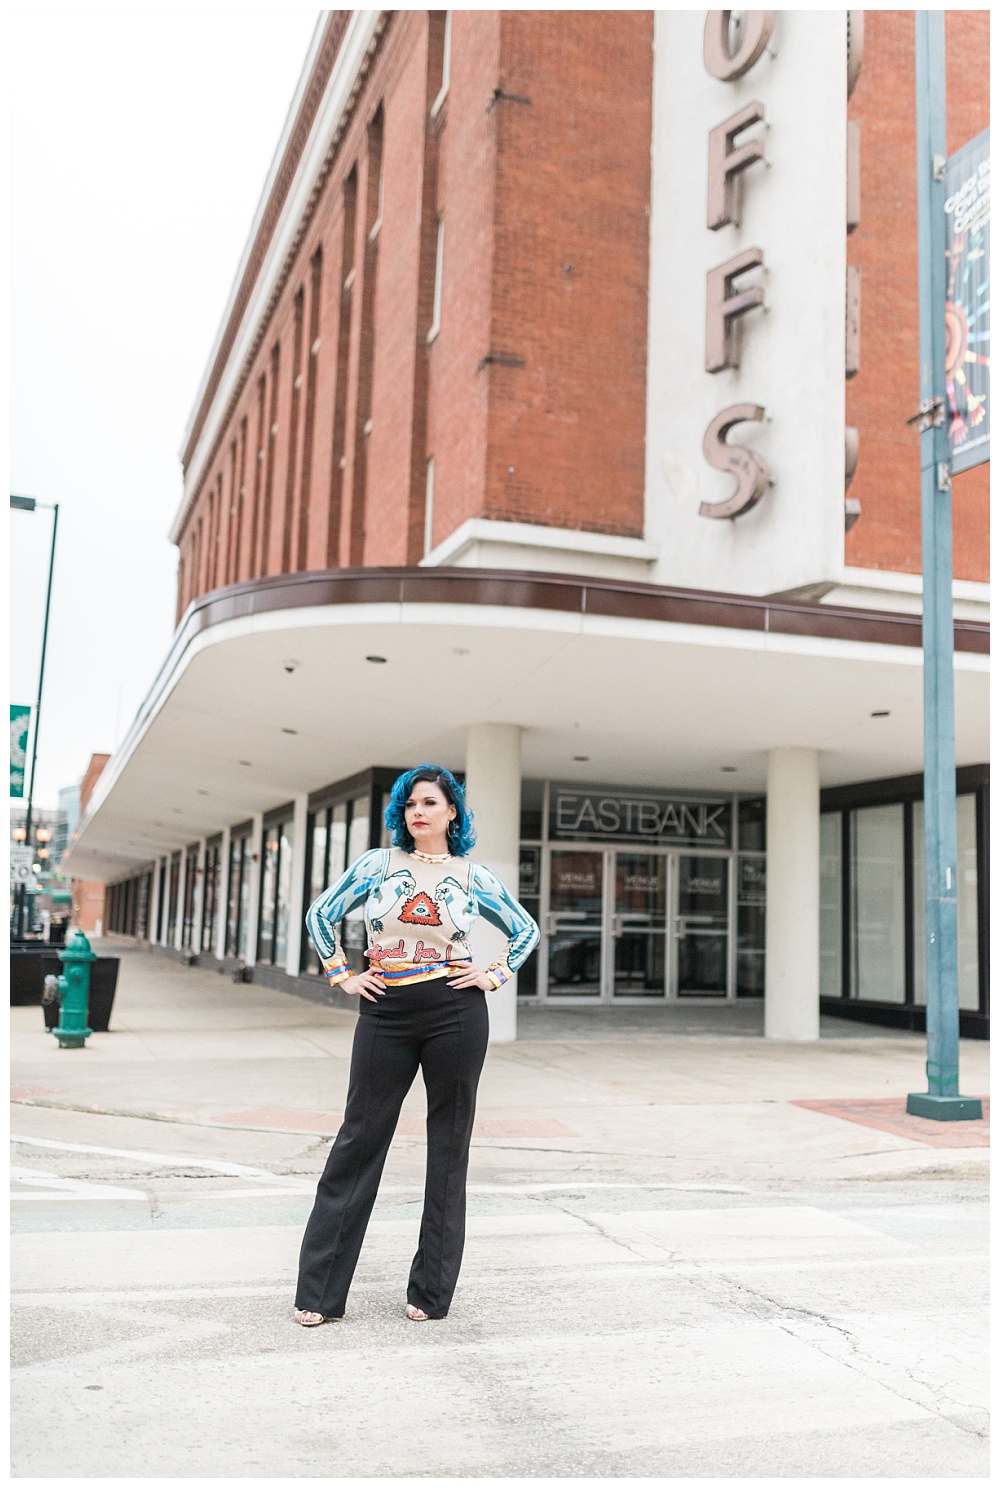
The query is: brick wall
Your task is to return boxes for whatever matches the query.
[484,10,652,538]
[846,10,989,582]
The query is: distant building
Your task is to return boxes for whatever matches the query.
[68,754,111,935]
[67,12,989,1039]
[54,784,80,863]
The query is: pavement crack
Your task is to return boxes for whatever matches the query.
[709,1272,987,1439]
[541,1196,681,1263]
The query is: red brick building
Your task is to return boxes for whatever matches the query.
[72,12,988,1042]
[173,11,653,612]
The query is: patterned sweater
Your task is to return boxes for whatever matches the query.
[305,847,539,990]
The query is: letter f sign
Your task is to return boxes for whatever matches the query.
[707,102,766,230]
[705,248,766,372]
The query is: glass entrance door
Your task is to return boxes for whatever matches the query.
[674,855,730,997]
[613,852,668,997]
[546,849,603,996]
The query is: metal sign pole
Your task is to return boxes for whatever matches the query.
[10,496,59,941]
[905,13,981,1122]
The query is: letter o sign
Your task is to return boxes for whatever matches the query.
[703,11,776,81]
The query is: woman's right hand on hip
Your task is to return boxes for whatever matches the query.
[342,971,386,1002]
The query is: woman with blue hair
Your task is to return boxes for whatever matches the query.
[294,764,538,1326]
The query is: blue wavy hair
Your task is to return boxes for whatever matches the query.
[384,765,476,856]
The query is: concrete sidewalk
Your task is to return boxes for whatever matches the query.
[10,945,990,1477]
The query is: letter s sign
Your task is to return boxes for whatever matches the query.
[699,403,770,519]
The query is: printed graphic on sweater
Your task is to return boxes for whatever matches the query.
[398,891,443,926]
[306,846,540,989]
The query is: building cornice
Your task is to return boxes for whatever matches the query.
[172,10,387,545]
[177,566,990,657]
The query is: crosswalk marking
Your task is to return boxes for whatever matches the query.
[10,1165,148,1202]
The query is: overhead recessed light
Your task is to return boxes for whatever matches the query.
[366,655,387,664]
[281,728,298,735]
[871,710,890,718]
[573,755,590,762]
[721,766,737,773]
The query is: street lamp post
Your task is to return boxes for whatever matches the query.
[905,15,981,1122]
[10,494,59,941]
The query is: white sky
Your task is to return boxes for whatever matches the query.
[10,4,321,810]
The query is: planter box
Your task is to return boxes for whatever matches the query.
[10,949,61,1006]
[32,957,121,1033]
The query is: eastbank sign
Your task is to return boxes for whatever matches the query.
[552,790,732,846]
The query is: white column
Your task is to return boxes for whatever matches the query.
[285,794,310,977]
[243,814,264,967]
[215,828,231,960]
[173,852,187,951]
[192,838,207,954]
[764,747,820,1041]
[464,722,522,1043]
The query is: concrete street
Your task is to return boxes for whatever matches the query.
[11,944,989,1478]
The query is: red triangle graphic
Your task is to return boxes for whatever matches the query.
[398,891,442,927]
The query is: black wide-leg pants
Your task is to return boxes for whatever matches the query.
[295,978,489,1319]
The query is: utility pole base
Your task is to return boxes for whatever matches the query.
[906,1093,983,1122]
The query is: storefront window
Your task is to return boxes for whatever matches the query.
[736,854,765,996]
[547,849,603,995]
[738,797,766,853]
[201,842,221,954]
[849,804,905,1003]
[167,854,180,944]
[257,822,287,966]
[347,797,369,866]
[819,813,842,996]
[330,802,348,880]
[613,852,668,996]
[274,823,293,966]
[157,860,167,942]
[303,797,368,974]
[136,872,151,942]
[226,830,253,960]
[520,780,544,841]
[181,846,198,949]
[517,846,541,995]
[912,795,980,1011]
[343,796,370,973]
[676,854,728,997]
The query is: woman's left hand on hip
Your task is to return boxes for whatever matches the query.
[445,964,494,992]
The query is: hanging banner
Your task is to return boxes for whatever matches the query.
[10,704,31,798]
[945,128,990,473]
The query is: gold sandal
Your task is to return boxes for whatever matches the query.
[405,1304,430,1321]
[294,1309,328,1327]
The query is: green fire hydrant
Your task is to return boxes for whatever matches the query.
[44,930,95,1049]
